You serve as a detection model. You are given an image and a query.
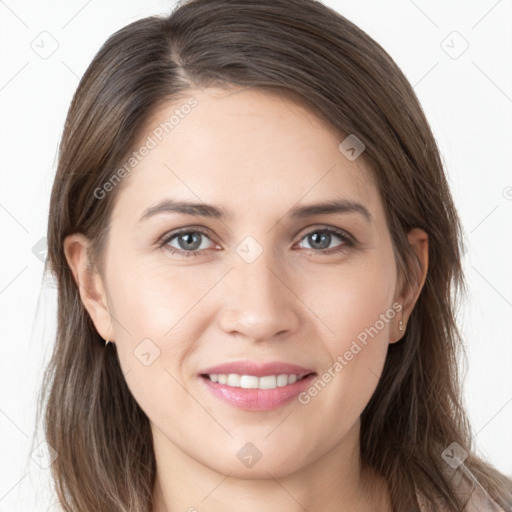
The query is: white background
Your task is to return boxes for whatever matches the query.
[0,0,511,510]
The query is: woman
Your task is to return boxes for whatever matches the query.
[37,0,512,510]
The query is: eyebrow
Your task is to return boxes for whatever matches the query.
[138,198,372,223]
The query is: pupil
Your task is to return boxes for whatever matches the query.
[310,232,330,250]
[180,232,201,250]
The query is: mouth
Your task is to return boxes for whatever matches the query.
[197,361,317,411]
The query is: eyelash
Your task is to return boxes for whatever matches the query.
[158,226,355,258]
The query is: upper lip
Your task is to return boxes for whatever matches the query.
[199,360,316,379]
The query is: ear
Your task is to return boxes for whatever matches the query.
[390,227,428,344]
[63,233,115,342]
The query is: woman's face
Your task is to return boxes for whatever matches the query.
[72,87,425,479]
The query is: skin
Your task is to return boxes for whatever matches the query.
[64,86,428,512]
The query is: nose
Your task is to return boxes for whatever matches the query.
[217,248,301,342]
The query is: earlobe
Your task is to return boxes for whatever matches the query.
[389,302,406,344]
[63,233,114,341]
[390,228,429,344]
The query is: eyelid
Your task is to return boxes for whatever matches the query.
[158,225,216,243]
[294,224,355,245]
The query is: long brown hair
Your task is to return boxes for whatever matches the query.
[36,0,512,510]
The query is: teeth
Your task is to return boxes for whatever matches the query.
[240,375,259,388]
[227,374,240,387]
[207,373,303,389]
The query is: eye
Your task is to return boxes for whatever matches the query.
[158,226,354,258]
[159,228,216,257]
[295,227,353,254]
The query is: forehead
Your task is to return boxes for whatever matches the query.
[111,87,380,222]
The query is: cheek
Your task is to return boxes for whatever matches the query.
[105,258,216,416]
[109,281,199,435]
[299,254,396,412]
[106,251,210,341]
[308,253,396,348]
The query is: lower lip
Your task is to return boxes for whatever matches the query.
[199,374,317,411]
